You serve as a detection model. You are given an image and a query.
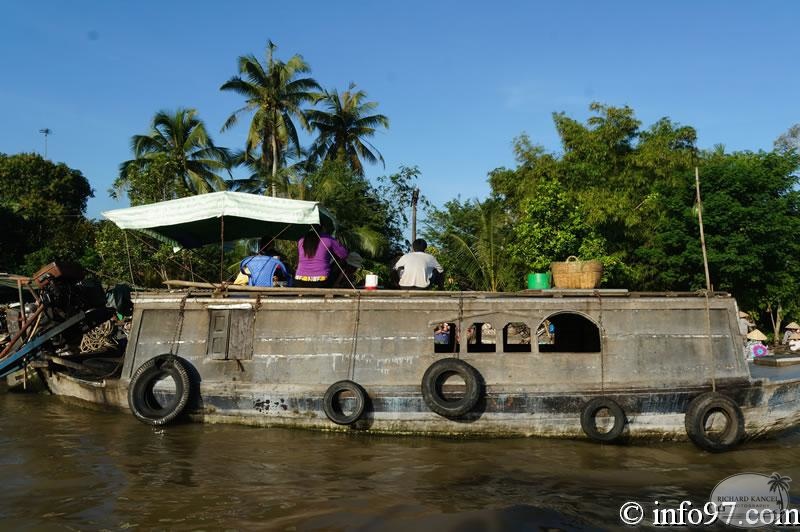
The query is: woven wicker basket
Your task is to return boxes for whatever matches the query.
[550,256,603,289]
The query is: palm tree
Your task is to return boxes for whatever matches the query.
[118,108,229,196]
[220,41,319,196]
[307,83,389,175]
[768,472,792,510]
[226,145,311,197]
[444,199,511,292]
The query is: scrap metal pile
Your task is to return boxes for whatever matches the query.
[0,263,132,387]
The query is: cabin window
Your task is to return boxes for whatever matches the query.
[503,322,531,352]
[537,313,601,353]
[467,322,496,353]
[433,322,459,353]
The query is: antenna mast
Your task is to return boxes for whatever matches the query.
[39,128,52,158]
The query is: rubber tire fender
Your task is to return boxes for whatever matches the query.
[421,358,483,418]
[323,380,367,425]
[684,392,745,452]
[128,355,191,426]
[580,397,627,443]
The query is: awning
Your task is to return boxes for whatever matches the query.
[102,191,335,248]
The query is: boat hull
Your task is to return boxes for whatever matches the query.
[43,371,800,442]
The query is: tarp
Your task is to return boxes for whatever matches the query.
[102,191,335,248]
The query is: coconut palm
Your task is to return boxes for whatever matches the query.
[442,199,513,292]
[220,40,319,196]
[768,472,792,510]
[226,144,312,198]
[119,108,229,196]
[307,83,389,176]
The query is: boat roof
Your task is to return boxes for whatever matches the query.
[102,191,336,248]
[151,281,734,300]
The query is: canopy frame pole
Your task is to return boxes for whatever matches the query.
[123,230,136,286]
[219,216,225,283]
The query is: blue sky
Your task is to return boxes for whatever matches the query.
[2,1,798,220]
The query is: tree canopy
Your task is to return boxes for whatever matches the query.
[116,108,229,200]
[307,83,389,175]
[0,153,95,273]
[220,41,319,195]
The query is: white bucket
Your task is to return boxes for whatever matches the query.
[365,274,379,290]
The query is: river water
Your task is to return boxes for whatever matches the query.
[1,391,799,531]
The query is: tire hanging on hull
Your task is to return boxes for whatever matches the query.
[323,380,368,425]
[684,392,745,452]
[580,397,627,443]
[128,355,192,426]
[421,358,483,418]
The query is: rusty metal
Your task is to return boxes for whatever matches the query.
[0,305,45,361]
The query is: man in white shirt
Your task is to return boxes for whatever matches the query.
[394,239,444,289]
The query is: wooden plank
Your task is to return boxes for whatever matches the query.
[47,355,86,371]
[207,310,229,360]
[228,310,254,361]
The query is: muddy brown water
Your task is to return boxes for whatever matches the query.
[1,391,799,531]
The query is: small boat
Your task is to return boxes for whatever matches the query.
[3,192,799,452]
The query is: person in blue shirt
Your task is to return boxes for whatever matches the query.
[237,246,292,287]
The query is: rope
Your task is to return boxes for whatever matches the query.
[703,290,717,392]
[347,293,362,381]
[170,295,188,356]
[310,225,357,291]
[455,294,464,357]
[128,230,216,285]
[80,320,117,353]
[596,290,605,394]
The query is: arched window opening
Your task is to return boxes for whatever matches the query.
[537,313,601,353]
[433,322,459,353]
[467,322,496,353]
[503,322,531,352]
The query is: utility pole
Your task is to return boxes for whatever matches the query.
[39,128,52,158]
[410,187,420,243]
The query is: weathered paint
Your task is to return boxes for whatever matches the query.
[43,289,800,441]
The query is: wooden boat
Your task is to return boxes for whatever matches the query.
[40,285,800,452]
[5,192,800,452]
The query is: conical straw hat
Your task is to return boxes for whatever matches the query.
[747,329,767,341]
[785,322,800,330]
[738,311,749,318]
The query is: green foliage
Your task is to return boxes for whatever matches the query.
[424,198,517,291]
[116,109,229,199]
[220,40,319,193]
[376,165,425,250]
[482,103,698,289]
[641,150,800,313]
[507,177,614,275]
[307,83,390,175]
[0,153,94,274]
[774,124,800,153]
[302,160,393,258]
[93,221,228,288]
[112,154,185,206]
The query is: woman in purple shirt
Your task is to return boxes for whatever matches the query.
[294,226,348,288]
